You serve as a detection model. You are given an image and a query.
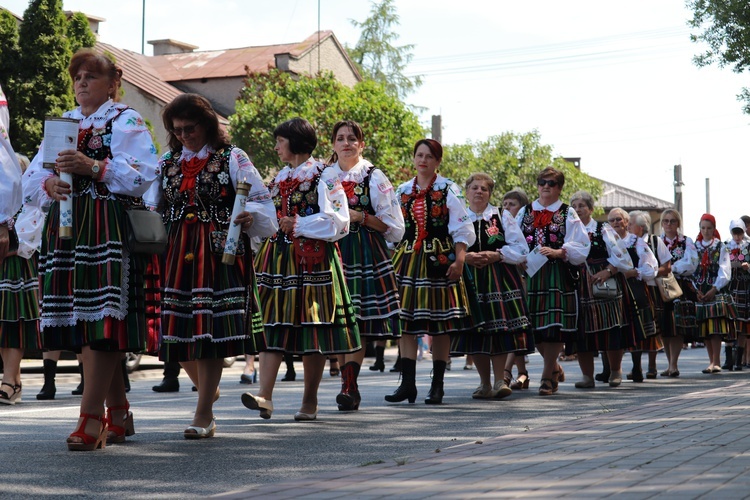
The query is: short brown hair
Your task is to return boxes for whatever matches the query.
[413,138,442,161]
[465,173,495,194]
[503,188,529,206]
[69,49,122,101]
[537,166,565,189]
[162,94,228,152]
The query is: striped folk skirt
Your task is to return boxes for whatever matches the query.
[573,259,626,352]
[0,254,40,350]
[451,261,531,355]
[392,242,481,336]
[255,237,361,355]
[39,196,160,353]
[730,275,750,323]
[620,276,655,350]
[338,227,401,339]
[651,282,678,338]
[674,278,700,341]
[677,282,737,339]
[159,220,261,362]
[525,260,578,343]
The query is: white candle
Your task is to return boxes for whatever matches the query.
[222,181,250,265]
[58,171,73,239]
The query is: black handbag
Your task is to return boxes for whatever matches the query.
[125,209,167,255]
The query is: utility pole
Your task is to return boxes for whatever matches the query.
[431,115,442,143]
[673,164,683,219]
[141,0,145,54]
[705,178,710,213]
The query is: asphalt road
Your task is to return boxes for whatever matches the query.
[0,346,744,498]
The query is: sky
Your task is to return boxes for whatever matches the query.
[3,0,749,237]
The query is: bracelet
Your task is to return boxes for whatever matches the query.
[361,212,368,225]
[607,267,614,275]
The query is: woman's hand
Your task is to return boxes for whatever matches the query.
[742,262,749,271]
[446,258,464,281]
[56,149,96,177]
[234,210,254,230]
[279,216,295,236]
[591,269,612,285]
[45,176,72,202]
[348,209,364,224]
[464,252,483,268]
[539,246,565,259]
[701,286,717,303]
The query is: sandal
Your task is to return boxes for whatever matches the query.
[553,365,565,383]
[503,369,513,387]
[67,413,107,451]
[329,357,340,377]
[511,371,530,390]
[538,378,556,396]
[0,382,21,405]
[184,418,216,439]
[106,404,135,444]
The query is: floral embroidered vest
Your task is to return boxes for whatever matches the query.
[341,166,375,234]
[727,240,750,282]
[268,166,323,245]
[401,183,451,254]
[469,212,505,253]
[73,107,141,207]
[694,240,722,286]
[162,146,235,227]
[665,236,687,264]
[521,203,568,251]
[586,221,608,262]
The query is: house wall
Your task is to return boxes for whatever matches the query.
[280,37,359,88]
[172,77,246,118]
[120,81,169,155]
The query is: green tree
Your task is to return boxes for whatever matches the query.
[230,68,425,181]
[11,0,74,156]
[0,10,20,94]
[441,131,602,208]
[67,11,96,54]
[688,0,750,113]
[349,0,423,99]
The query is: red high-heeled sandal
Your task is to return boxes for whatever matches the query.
[67,413,107,451]
[106,404,135,444]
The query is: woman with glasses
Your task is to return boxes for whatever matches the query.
[148,93,276,438]
[518,167,589,395]
[658,209,698,377]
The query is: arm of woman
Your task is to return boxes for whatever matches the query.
[602,224,634,272]
[366,168,404,241]
[0,132,20,223]
[228,148,278,238]
[635,239,658,281]
[655,238,672,277]
[499,209,528,265]
[672,237,699,276]
[447,242,467,280]
[713,241,732,291]
[100,108,158,198]
[293,165,350,242]
[561,207,590,265]
[446,181,476,249]
[22,148,56,209]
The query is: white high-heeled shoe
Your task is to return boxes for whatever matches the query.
[241,392,273,419]
[184,418,216,439]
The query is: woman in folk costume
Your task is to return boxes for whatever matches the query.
[146,94,275,438]
[569,191,633,389]
[676,214,736,373]
[451,173,531,400]
[658,209,698,377]
[23,49,160,450]
[725,219,749,370]
[386,139,478,405]
[518,167,589,396]
[242,117,360,421]
[326,120,404,411]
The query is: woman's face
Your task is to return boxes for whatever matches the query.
[700,220,715,242]
[628,218,644,237]
[274,135,295,163]
[502,198,522,216]
[732,230,745,244]
[536,176,562,204]
[333,126,364,165]
[73,68,114,110]
[571,199,592,222]
[171,118,206,152]
[661,213,680,237]
[608,210,627,235]
[413,144,440,177]
[467,180,491,210]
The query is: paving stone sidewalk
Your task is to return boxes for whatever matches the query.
[215,381,750,499]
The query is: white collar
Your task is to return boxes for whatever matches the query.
[531,199,563,211]
[181,144,212,161]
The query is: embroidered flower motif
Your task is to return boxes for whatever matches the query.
[102,134,112,147]
[430,205,442,217]
[133,175,144,186]
[360,194,369,206]
[88,136,103,149]
[217,172,229,184]
[300,181,312,192]
[430,190,442,201]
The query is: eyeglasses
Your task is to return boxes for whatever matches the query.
[608,217,623,223]
[537,179,559,188]
[662,219,678,225]
[171,123,199,136]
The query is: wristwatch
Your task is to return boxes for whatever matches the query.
[91,160,100,179]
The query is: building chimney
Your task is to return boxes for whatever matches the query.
[148,39,199,56]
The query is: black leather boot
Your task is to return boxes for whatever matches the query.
[735,347,744,371]
[281,352,296,381]
[425,360,446,404]
[630,352,644,382]
[595,351,610,382]
[337,362,362,411]
[36,359,57,400]
[389,352,402,373]
[723,345,734,371]
[384,358,417,403]
[121,358,131,393]
[72,362,84,396]
[369,345,385,372]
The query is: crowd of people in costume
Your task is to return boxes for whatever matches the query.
[2,49,750,452]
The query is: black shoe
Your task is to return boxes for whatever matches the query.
[384,384,417,403]
[37,359,57,400]
[631,369,644,383]
[369,360,385,372]
[72,363,84,396]
[595,371,610,382]
[152,378,180,392]
[281,370,296,382]
[389,357,402,373]
[425,385,444,404]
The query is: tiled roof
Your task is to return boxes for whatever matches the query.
[97,42,184,105]
[150,31,344,81]
[595,177,674,211]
